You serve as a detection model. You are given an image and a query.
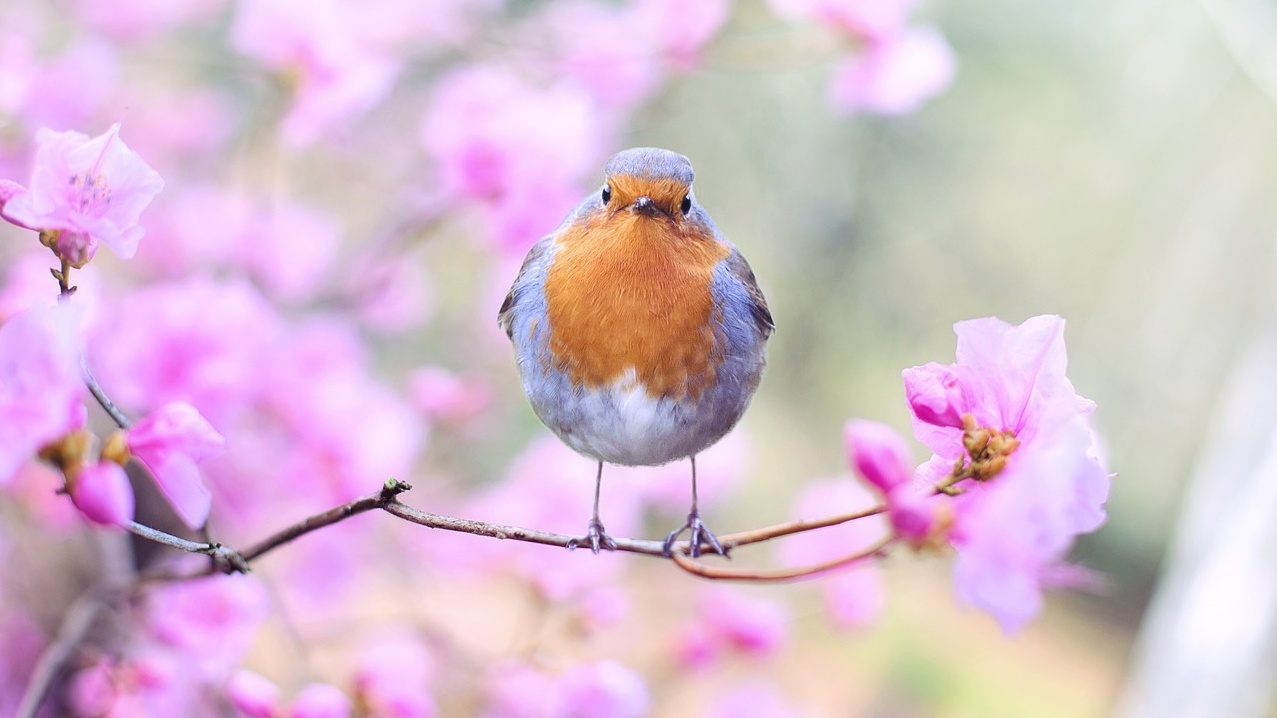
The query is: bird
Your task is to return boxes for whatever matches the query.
[498,147,773,558]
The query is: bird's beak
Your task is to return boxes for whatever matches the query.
[630,196,658,215]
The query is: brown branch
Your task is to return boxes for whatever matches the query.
[717,504,887,550]
[671,535,896,582]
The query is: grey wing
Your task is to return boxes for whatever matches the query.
[498,236,554,340]
[723,248,775,337]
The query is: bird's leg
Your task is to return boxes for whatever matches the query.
[567,461,617,554]
[662,455,728,558]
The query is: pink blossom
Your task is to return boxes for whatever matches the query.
[768,0,914,41]
[454,435,640,598]
[89,277,281,425]
[238,202,342,302]
[420,66,608,253]
[778,478,887,628]
[829,27,956,116]
[231,0,397,147]
[72,0,222,41]
[14,40,118,133]
[126,401,225,529]
[290,683,352,718]
[261,321,424,504]
[482,662,565,718]
[146,575,269,678]
[635,0,732,70]
[535,2,664,111]
[227,669,281,718]
[70,462,135,527]
[708,683,802,718]
[0,305,85,483]
[408,366,490,423]
[559,661,650,718]
[673,587,790,664]
[904,315,1110,632]
[355,634,437,718]
[0,33,36,117]
[2,124,164,261]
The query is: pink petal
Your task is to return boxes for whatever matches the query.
[133,450,211,528]
[290,683,352,718]
[70,462,135,527]
[227,670,281,718]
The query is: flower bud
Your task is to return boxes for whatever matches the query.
[902,362,967,428]
[844,419,912,494]
[69,462,134,527]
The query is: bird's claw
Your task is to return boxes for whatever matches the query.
[567,517,617,554]
[662,511,727,558]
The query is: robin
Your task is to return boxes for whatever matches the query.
[498,147,773,557]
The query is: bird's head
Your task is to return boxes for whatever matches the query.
[598,147,698,223]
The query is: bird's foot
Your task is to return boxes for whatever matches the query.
[567,517,618,554]
[663,511,728,559]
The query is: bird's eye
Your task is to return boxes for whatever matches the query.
[601,185,612,204]
[680,194,692,215]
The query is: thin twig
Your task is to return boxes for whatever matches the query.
[126,522,248,573]
[717,504,887,549]
[670,535,896,582]
[81,358,131,430]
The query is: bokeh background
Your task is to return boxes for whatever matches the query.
[2,0,1276,715]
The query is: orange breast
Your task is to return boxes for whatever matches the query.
[543,212,730,401]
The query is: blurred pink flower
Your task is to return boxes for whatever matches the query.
[635,0,732,70]
[459,435,639,599]
[674,587,790,664]
[0,34,36,117]
[17,40,119,133]
[90,277,281,425]
[227,669,281,718]
[126,401,225,529]
[290,683,352,718]
[708,683,802,718]
[146,574,269,678]
[73,0,222,40]
[355,634,438,718]
[0,305,85,483]
[482,662,565,718]
[829,26,956,116]
[231,0,397,147]
[261,321,424,504]
[536,2,664,111]
[768,0,913,41]
[2,124,164,261]
[904,315,1110,632]
[70,461,135,527]
[240,203,342,302]
[408,366,491,424]
[778,478,887,628]
[420,66,608,254]
[559,661,650,718]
